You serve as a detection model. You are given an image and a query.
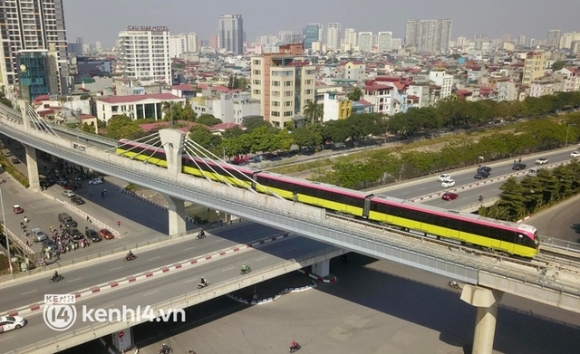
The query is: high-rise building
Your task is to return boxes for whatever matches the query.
[358,32,373,52]
[310,23,323,44]
[522,51,547,87]
[560,32,580,49]
[546,29,562,49]
[67,37,84,57]
[0,0,71,94]
[250,43,316,127]
[219,14,244,54]
[377,32,393,52]
[186,33,198,53]
[405,19,452,53]
[302,24,320,50]
[518,35,528,47]
[343,28,357,48]
[118,27,171,84]
[169,34,187,58]
[209,35,218,49]
[18,48,59,101]
[326,23,341,50]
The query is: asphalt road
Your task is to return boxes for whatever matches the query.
[0,222,282,313]
[0,236,333,353]
[527,194,580,244]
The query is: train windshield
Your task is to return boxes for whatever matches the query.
[534,231,540,248]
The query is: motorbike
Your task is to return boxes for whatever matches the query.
[289,344,301,353]
[49,275,64,283]
[241,266,251,275]
[197,230,206,239]
[124,254,137,262]
[197,281,210,289]
[159,346,173,354]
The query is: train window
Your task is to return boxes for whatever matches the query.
[371,202,390,214]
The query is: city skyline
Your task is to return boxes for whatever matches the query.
[63,0,580,48]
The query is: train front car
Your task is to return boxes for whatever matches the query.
[515,223,540,258]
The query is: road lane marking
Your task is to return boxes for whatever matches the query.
[67,277,82,282]
[222,266,234,272]
[148,256,160,261]
[214,239,226,242]
[109,267,123,272]
[0,335,14,342]
[101,304,115,309]
[255,256,267,261]
[143,290,158,297]
[183,246,195,251]
[21,290,36,295]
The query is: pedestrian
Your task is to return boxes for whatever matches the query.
[24,216,28,223]
[86,215,90,222]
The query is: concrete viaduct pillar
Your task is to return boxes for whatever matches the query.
[460,284,504,354]
[19,100,40,191]
[159,129,187,235]
[311,259,330,277]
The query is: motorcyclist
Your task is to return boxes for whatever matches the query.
[291,341,299,349]
[53,270,59,281]
[198,276,208,287]
[478,195,483,202]
[127,250,134,259]
[199,229,205,237]
[241,264,250,272]
[161,343,170,353]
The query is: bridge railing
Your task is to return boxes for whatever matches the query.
[5,247,340,354]
[2,114,580,296]
[540,236,580,254]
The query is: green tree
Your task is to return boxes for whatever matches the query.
[196,114,222,126]
[188,125,222,150]
[496,177,526,221]
[243,116,271,132]
[182,99,196,121]
[346,87,363,101]
[551,60,566,71]
[293,126,322,151]
[80,123,96,134]
[303,101,324,124]
[222,125,245,139]
[105,115,144,140]
[162,101,184,126]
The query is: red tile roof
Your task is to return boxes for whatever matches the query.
[172,84,195,91]
[79,114,95,120]
[364,83,392,92]
[98,93,182,104]
[356,99,373,106]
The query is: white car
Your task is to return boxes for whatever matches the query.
[62,190,76,198]
[0,315,26,333]
[571,151,580,158]
[88,178,103,185]
[535,158,549,165]
[441,179,455,188]
[438,174,451,181]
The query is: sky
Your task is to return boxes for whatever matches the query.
[63,0,580,47]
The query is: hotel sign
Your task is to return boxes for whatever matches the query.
[127,26,169,32]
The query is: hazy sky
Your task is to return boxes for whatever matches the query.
[63,0,580,47]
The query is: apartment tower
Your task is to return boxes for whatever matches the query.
[405,19,452,53]
[0,0,70,94]
[219,14,244,54]
[118,27,171,84]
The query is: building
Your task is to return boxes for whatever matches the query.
[361,81,395,115]
[560,32,580,49]
[323,92,352,121]
[186,33,198,53]
[303,24,320,50]
[546,29,561,49]
[0,0,71,94]
[344,61,366,82]
[556,67,579,92]
[117,27,171,84]
[429,69,453,99]
[358,32,373,53]
[522,51,547,87]
[327,23,341,50]
[250,43,316,127]
[218,14,244,54]
[377,32,393,53]
[405,19,452,53]
[67,37,84,57]
[95,93,184,123]
[18,49,59,101]
[343,28,357,48]
[169,34,187,58]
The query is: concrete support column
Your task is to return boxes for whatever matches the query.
[159,129,185,177]
[311,259,330,277]
[18,100,30,130]
[23,144,40,191]
[163,194,186,236]
[460,285,504,354]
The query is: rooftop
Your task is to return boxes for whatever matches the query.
[98,93,182,104]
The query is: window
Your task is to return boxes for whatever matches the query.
[272,101,280,107]
[253,89,261,94]
[272,111,280,117]
[272,81,280,86]
[306,89,312,94]
[284,91,293,97]
[284,81,292,86]
[253,79,261,85]
[253,59,260,65]
[272,91,280,97]
[306,80,312,84]
[284,111,292,117]
[285,101,292,106]
[253,70,261,75]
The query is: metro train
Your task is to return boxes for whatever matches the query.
[117,139,540,258]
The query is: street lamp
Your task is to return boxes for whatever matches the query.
[0,187,14,274]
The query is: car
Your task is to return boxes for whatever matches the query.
[11,158,20,164]
[99,229,115,240]
[62,190,76,198]
[474,171,490,179]
[85,228,101,242]
[441,192,459,201]
[88,178,103,185]
[58,213,77,228]
[0,315,26,333]
[477,166,492,173]
[68,228,84,240]
[56,178,68,186]
[42,239,58,252]
[512,163,527,170]
[70,196,85,205]
[437,174,451,181]
[535,158,549,165]
[12,205,23,214]
[441,179,455,188]
[31,228,48,242]
[571,151,580,158]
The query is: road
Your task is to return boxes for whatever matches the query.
[126,254,580,354]
[0,222,282,313]
[0,236,334,353]
[527,194,580,244]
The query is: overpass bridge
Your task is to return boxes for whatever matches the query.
[1,101,580,353]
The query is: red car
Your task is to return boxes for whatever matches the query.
[99,229,115,240]
[12,205,23,214]
[441,192,458,201]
